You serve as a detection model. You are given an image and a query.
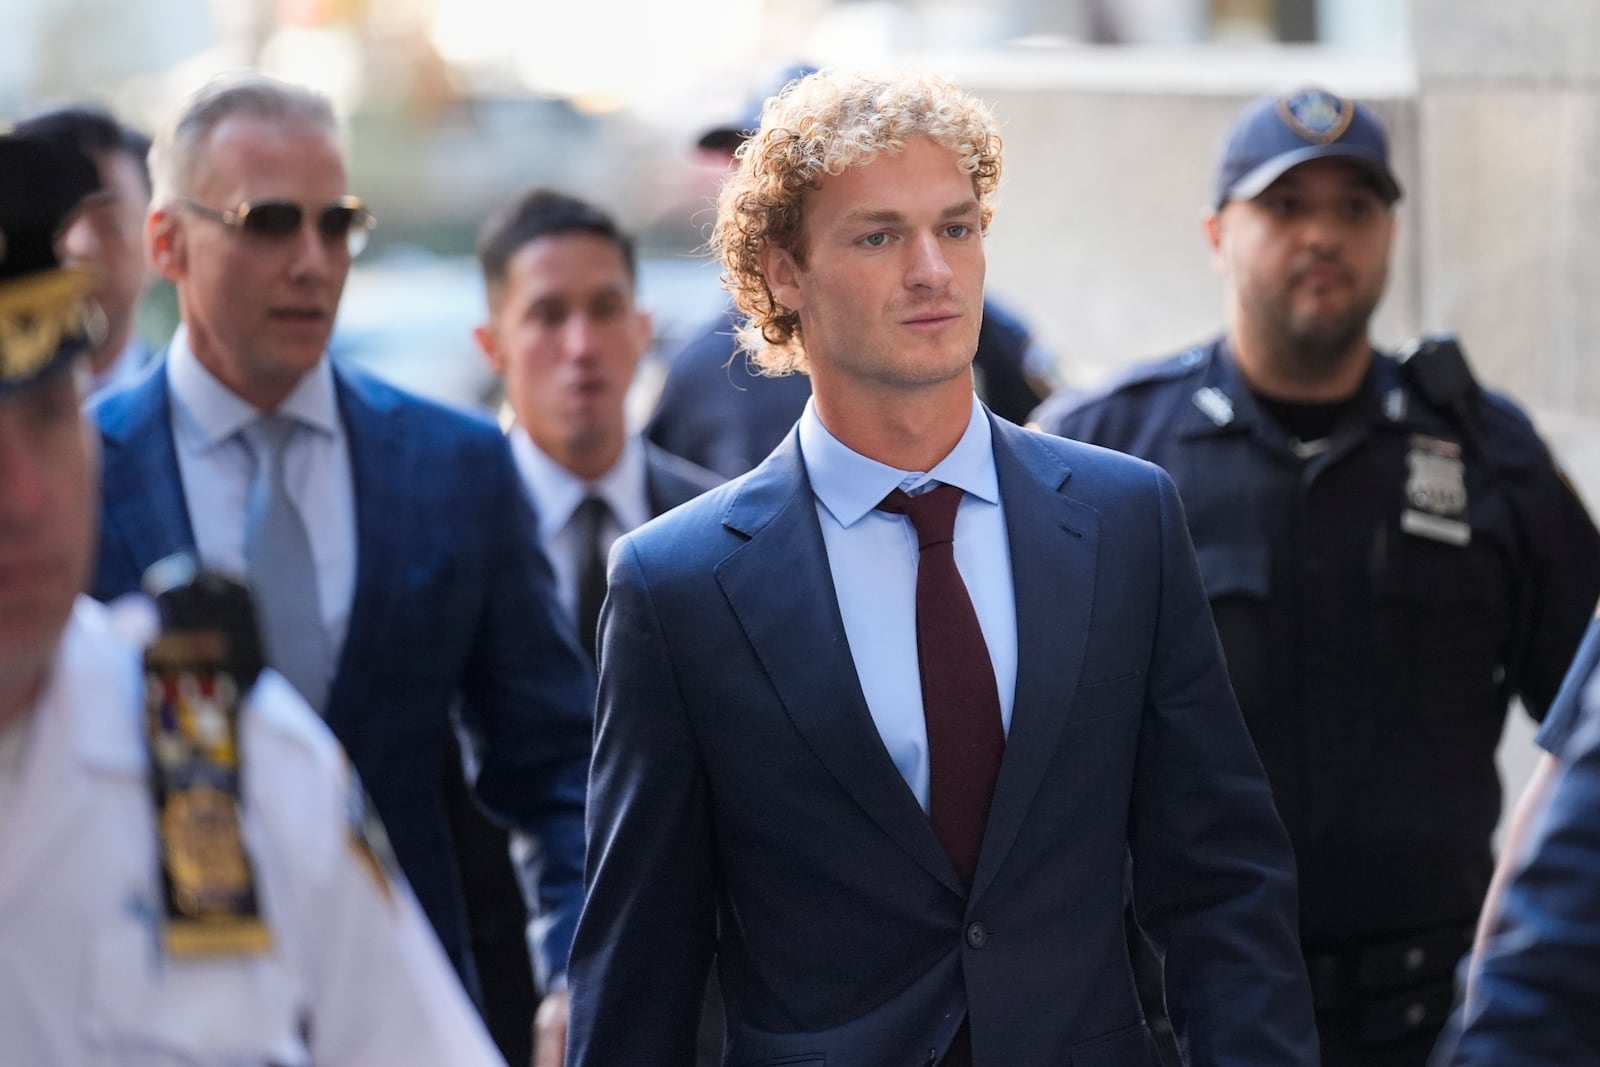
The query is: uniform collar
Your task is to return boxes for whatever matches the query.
[40,598,149,776]
[1178,336,1412,445]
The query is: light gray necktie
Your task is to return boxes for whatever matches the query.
[241,414,335,714]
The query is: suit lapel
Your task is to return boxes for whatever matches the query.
[98,363,196,569]
[325,369,406,738]
[970,420,1098,904]
[716,435,963,896]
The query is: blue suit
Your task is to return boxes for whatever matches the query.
[1532,614,1600,758]
[567,413,1316,1066]
[90,361,595,988]
[1444,674,1600,1063]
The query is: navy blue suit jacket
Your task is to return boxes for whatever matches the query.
[91,361,596,984]
[567,413,1316,1066]
[1445,674,1600,1063]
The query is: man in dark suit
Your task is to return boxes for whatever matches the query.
[474,188,721,653]
[88,73,594,1066]
[466,187,720,1064]
[566,68,1316,1067]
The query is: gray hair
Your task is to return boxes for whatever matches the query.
[150,73,339,206]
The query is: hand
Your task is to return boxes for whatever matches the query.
[532,987,570,1067]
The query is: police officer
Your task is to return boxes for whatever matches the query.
[0,134,505,1066]
[1032,88,1600,1067]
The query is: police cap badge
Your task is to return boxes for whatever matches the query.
[0,134,101,400]
[1214,86,1403,208]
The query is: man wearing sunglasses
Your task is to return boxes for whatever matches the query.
[88,74,595,1066]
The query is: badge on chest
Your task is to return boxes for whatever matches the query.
[1401,435,1471,547]
[141,557,273,958]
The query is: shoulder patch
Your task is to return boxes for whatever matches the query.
[1115,347,1207,388]
[1071,347,1209,407]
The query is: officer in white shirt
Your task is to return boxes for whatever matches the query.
[0,133,505,1067]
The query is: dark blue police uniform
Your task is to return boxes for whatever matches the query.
[1033,337,1600,1065]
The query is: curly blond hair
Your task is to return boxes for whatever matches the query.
[710,69,1003,375]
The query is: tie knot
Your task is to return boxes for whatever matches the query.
[241,414,300,464]
[879,483,964,548]
[574,494,611,534]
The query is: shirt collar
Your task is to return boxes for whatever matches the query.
[798,393,998,528]
[167,323,341,451]
[90,336,149,395]
[509,427,650,538]
[59,598,148,775]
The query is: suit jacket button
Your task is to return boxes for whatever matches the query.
[965,921,988,949]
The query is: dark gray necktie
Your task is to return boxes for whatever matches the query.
[574,495,611,663]
[241,415,335,713]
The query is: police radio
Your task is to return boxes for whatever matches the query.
[1397,333,1481,432]
[1398,333,1537,705]
[140,553,272,957]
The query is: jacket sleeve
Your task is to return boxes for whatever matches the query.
[1128,467,1319,1065]
[1451,694,1600,1063]
[565,537,718,1067]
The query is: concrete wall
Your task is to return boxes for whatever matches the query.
[1410,0,1600,809]
[944,47,1420,389]
[1411,0,1600,500]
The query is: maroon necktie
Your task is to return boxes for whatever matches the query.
[879,484,1005,888]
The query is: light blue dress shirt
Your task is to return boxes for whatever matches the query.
[166,326,357,653]
[798,395,1017,811]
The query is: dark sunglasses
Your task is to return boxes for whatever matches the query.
[179,195,376,255]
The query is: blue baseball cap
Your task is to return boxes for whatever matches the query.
[696,65,819,151]
[1214,87,1402,209]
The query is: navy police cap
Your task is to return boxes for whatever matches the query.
[696,64,819,151]
[0,133,101,400]
[1214,87,1402,209]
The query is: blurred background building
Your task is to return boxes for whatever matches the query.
[5,0,1594,817]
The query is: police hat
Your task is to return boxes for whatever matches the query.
[1214,87,1402,209]
[0,133,101,400]
[695,64,818,151]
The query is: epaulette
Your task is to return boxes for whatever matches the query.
[1081,345,1211,403]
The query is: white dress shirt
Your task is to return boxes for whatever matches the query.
[798,395,1018,810]
[166,325,357,653]
[0,712,33,843]
[509,428,650,622]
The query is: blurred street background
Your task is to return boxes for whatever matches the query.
[7,0,1596,824]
